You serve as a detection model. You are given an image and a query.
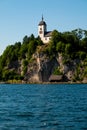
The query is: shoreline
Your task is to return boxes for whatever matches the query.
[0,80,87,85]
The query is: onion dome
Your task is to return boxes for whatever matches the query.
[38,16,46,26]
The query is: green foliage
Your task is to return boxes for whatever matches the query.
[84,66,87,77]
[51,30,62,43]
[23,66,27,75]
[22,59,28,75]
[1,42,21,66]
[65,43,72,55]
[81,38,87,51]
[23,35,30,44]
[23,59,28,66]
[77,51,86,60]
[28,40,37,59]
[19,43,28,59]
[47,30,62,56]
[1,28,87,82]
[73,63,86,82]
[56,41,65,53]
[72,28,84,40]
[2,69,21,81]
[63,58,70,65]
[0,34,38,81]
[53,67,63,75]
[36,36,44,45]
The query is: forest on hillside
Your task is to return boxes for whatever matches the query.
[0,28,87,82]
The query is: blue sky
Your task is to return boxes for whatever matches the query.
[0,0,87,55]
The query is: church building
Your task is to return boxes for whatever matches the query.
[38,16,52,43]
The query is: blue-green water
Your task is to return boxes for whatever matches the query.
[0,84,87,130]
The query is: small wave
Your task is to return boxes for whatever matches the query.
[16,111,34,118]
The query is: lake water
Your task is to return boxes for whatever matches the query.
[0,84,87,130]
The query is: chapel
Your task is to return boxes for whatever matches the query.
[38,16,52,43]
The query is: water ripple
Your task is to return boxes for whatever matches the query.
[0,84,87,129]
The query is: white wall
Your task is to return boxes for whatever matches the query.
[38,24,50,43]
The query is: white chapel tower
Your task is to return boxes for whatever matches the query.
[38,16,52,43]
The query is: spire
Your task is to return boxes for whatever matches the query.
[42,15,44,21]
[38,15,46,26]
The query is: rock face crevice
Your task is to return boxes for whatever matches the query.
[38,58,58,82]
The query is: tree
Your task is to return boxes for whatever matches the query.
[56,41,65,53]
[72,28,84,40]
[77,51,86,60]
[29,34,35,41]
[48,30,62,56]
[19,43,28,59]
[36,36,43,45]
[81,37,87,52]
[28,40,38,59]
[65,43,72,54]
[51,30,62,44]
[23,35,30,44]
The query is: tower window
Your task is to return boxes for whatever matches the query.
[39,31,42,34]
[40,28,42,30]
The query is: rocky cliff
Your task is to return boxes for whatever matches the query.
[23,52,58,83]
[19,51,82,83]
[2,48,86,83]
